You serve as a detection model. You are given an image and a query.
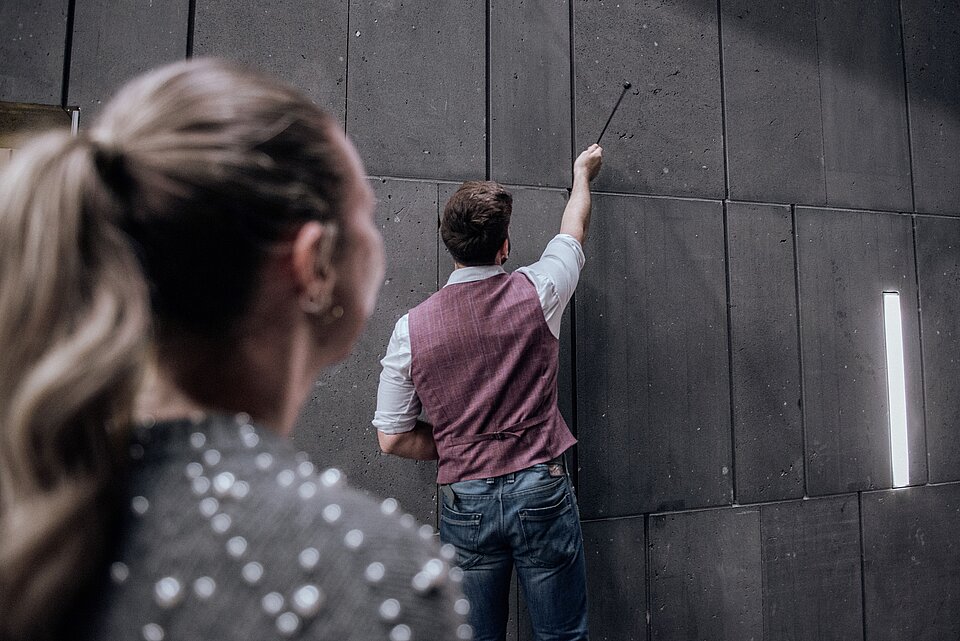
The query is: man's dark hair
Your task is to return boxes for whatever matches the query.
[441,181,512,266]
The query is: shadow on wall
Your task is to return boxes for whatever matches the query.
[577,0,958,209]
[685,0,957,118]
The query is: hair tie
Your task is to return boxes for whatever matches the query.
[91,140,134,200]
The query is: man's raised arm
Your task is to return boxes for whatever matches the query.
[559,144,603,244]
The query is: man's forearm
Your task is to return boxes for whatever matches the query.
[561,141,603,243]
[559,171,593,244]
[378,420,439,460]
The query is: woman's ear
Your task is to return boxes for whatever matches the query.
[292,220,338,312]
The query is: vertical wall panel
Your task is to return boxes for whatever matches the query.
[727,202,804,503]
[721,0,825,205]
[863,484,960,641]
[902,0,960,214]
[761,495,863,641]
[915,216,960,483]
[583,518,647,641]
[0,103,72,141]
[816,0,912,211]
[347,0,485,181]
[797,208,926,494]
[490,0,571,188]
[296,178,438,526]
[193,0,348,121]
[573,0,724,198]
[576,195,731,518]
[68,0,189,120]
[649,508,761,641]
[0,0,68,104]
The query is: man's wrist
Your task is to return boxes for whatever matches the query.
[571,170,593,187]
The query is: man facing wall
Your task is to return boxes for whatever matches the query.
[373,144,603,641]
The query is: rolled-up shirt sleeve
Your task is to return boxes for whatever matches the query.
[373,314,422,434]
[517,234,585,338]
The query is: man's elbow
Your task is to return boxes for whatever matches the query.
[559,226,586,245]
[377,431,398,455]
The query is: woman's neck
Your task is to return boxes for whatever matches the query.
[135,329,314,435]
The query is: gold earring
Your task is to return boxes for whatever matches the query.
[322,305,345,325]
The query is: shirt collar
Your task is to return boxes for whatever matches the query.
[444,264,506,287]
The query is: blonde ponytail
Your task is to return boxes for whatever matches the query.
[0,57,355,641]
[0,131,150,641]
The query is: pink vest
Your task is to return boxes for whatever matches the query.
[408,271,577,484]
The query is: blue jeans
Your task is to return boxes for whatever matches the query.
[439,462,588,641]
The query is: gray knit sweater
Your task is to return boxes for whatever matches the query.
[84,414,469,640]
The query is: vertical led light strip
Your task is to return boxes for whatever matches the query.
[882,292,910,487]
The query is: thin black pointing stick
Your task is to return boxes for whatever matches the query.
[596,81,632,145]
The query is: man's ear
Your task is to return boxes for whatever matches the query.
[499,235,511,266]
[292,221,339,308]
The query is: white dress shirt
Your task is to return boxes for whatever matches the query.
[373,234,585,434]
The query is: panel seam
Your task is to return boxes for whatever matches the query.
[186,0,196,58]
[644,514,653,641]
[897,0,918,212]
[758,505,767,640]
[910,214,929,483]
[60,0,76,108]
[812,0,828,205]
[716,0,730,200]
[485,0,491,180]
[344,0,352,132]
[568,0,577,165]
[723,200,738,503]
[792,205,810,498]
[858,492,868,640]
[567,0,580,495]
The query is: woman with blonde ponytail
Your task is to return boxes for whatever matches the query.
[0,59,466,641]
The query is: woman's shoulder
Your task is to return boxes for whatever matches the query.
[91,414,468,641]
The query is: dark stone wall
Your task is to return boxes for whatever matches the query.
[3,1,960,639]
